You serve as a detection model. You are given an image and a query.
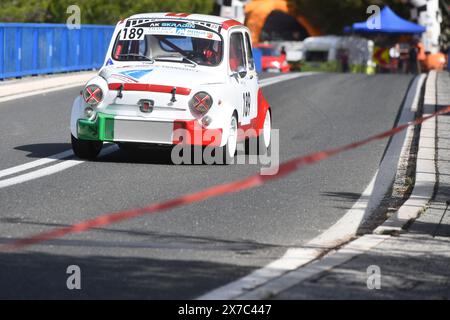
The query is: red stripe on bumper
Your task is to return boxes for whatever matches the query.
[108,83,191,96]
[173,120,222,147]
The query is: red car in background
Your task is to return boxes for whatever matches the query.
[255,43,290,73]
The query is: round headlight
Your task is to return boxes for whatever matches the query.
[83,84,103,106]
[189,92,213,116]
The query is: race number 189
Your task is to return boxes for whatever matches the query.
[121,28,145,40]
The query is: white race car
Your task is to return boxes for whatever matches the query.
[70,13,272,163]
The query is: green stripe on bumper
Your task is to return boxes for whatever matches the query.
[78,113,115,141]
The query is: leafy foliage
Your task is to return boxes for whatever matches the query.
[0,0,214,24]
[287,0,409,34]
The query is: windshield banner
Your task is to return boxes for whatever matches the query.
[121,19,222,41]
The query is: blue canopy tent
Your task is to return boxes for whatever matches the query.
[349,6,425,34]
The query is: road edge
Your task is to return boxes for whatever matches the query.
[232,72,436,300]
[198,74,424,300]
[0,71,98,103]
[374,71,436,234]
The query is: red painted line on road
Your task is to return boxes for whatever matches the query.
[2,106,449,252]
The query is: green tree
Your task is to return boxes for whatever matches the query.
[0,0,214,24]
[288,0,408,34]
[0,0,51,22]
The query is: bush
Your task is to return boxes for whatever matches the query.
[0,0,214,24]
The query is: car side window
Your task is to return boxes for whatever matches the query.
[229,32,246,72]
[244,33,255,71]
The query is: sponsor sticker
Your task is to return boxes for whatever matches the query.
[120,20,222,41]
[119,69,153,80]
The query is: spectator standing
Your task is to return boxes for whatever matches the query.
[408,40,420,74]
[389,43,400,73]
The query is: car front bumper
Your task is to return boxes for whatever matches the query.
[78,113,222,147]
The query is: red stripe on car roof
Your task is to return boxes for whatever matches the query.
[222,19,242,30]
[108,83,191,96]
[166,13,191,17]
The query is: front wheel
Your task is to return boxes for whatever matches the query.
[257,109,272,154]
[221,115,238,165]
[71,135,103,160]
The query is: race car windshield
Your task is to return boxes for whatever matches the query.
[112,34,223,67]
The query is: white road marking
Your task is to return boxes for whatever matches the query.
[259,72,318,88]
[0,72,96,104]
[198,75,422,300]
[0,150,73,180]
[238,235,389,300]
[0,158,84,189]
[0,83,87,104]
[410,74,426,112]
[198,173,379,300]
[0,146,116,189]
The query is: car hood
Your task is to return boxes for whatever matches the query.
[100,64,223,89]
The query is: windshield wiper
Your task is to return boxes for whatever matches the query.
[154,54,198,67]
[117,54,155,63]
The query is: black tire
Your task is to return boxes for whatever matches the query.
[117,142,138,152]
[220,114,238,165]
[245,110,271,156]
[71,134,103,160]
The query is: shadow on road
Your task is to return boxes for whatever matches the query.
[14,143,227,166]
[277,236,450,299]
[14,143,71,159]
[0,250,254,299]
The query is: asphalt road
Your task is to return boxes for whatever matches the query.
[0,72,413,299]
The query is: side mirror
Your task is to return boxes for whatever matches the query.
[231,67,248,80]
[238,67,247,78]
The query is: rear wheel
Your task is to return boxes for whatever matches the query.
[245,110,272,155]
[71,135,103,160]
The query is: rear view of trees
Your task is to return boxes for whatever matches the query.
[288,0,408,34]
[0,0,214,24]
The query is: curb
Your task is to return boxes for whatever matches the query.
[199,74,425,300]
[374,71,436,235]
[0,71,97,103]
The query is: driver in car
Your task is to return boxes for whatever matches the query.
[196,39,220,65]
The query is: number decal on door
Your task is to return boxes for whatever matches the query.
[243,92,251,117]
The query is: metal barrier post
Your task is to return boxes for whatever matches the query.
[0,26,4,79]
[15,27,22,76]
[32,27,39,75]
[61,27,68,71]
[46,27,53,72]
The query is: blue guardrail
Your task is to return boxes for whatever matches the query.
[0,23,114,80]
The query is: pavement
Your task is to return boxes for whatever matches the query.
[269,71,450,300]
[0,72,415,299]
[0,71,97,103]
